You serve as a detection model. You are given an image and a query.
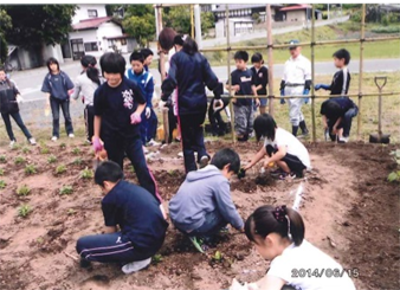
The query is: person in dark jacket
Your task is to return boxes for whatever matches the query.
[41,57,75,141]
[251,53,269,114]
[161,37,223,173]
[0,66,36,147]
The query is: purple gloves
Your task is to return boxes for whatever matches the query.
[130,112,142,124]
[92,137,103,153]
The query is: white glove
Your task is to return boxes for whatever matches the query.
[16,95,24,104]
[145,107,151,119]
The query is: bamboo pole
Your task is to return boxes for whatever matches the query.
[357,4,366,140]
[190,4,195,38]
[311,5,316,142]
[225,5,235,143]
[266,4,274,116]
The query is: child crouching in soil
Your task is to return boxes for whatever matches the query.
[169,148,244,253]
[76,161,168,274]
[243,114,310,180]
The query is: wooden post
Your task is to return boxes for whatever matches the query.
[311,5,316,142]
[357,4,366,140]
[225,5,235,143]
[266,4,274,116]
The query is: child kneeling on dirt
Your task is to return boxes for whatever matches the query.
[229,205,356,290]
[169,148,244,253]
[244,114,310,180]
[76,161,168,274]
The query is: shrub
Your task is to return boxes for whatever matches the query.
[16,185,30,196]
[22,147,31,154]
[17,204,32,218]
[81,167,93,179]
[55,165,67,175]
[73,158,83,166]
[14,156,26,165]
[47,155,57,164]
[72,148,81,155]
[0,180,6,189]
[25,164,37,175]
[0,168,4,176]
[0,155,6,163]
[59,185,73,195]
[40,147,50,154]
[60,143,67,149]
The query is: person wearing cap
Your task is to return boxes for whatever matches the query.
[280,40,311,137]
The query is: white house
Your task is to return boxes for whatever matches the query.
[64,4,136,60]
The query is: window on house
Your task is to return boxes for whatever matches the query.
[120,38,127,45]
[84,42,99,52]
[88,9,98,18]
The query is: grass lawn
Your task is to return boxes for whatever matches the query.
[203,24,400,66]
[0,72,398,148]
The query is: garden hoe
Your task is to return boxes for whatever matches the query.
[369,76,390,144]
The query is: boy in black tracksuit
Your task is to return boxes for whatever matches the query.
[93,52,162,204]
[251,53,269,114]
[161,38,222,173]
[316,49,357,142]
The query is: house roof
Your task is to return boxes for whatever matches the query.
[71,16,117,31]
[212,4,283,12]
[280,4,312,12]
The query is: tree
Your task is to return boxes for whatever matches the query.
[0,9,12,63]
[123,14,156,47]
[4,5,76,48]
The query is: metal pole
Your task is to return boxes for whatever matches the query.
[154,5,160,37]
[225,5,235,143]
[194,4,202,49]
[311,5,316,142]
[327,3,330,20]
[357,4,366,140]
[266,4,274,116]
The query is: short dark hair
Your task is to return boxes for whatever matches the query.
[94,161,124,187]
[129,51,144,63]
[140,48,154,59]
[234,50,249,62]
[245,205,305,246]
[211,148,241,174]
[251,52,264,64]
[159,27,177,52]
[100,52,126,77]
[0,66,5,73]
[253,113,277,142]
[46,57,60,73]
[333,48,351,65]
[324,100,342,119]
[174,34,185,46]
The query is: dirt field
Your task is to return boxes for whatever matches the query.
[0,140,399,290]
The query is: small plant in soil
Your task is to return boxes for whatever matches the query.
[16,185,31,196]
[37,237,44,245]
[55,164,67,175]
[0,180,6,189]
[0,155,6,163]
[152,254,163,264]
[11,143,20,150]
[17,204,32,218]
[81,167,93,179]
[67,208,76,215]
[14,156,26,165]
[25,164,37,175]
[47,155,57,164]
[167,169,176,176]
[21,147,31,154]
[72,148,81,155]
[60,142,67,149]
[387,171,400,183]
[73,158,83,166]
[59,185,73,195]
[0,168,4,176]
[40,147,50,154]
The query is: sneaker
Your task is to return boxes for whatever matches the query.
[148,139,161,147]
[199,155,209,169]
[121,257,151,274]
[51,136,58,142]
[189,236,207,253]
[68,133,75,138]
[339,136,349,143]
[278,172,297,181]
[219,226,229,234]
[9,140,16,148]
[28,138,37,145]
[270,168,285,177]
[143,146,149,154]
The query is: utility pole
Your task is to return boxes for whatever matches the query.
[327,3,330,20]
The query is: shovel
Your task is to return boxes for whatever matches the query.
[369,77,390,144]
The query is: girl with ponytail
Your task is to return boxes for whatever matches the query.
[234,205,356,290]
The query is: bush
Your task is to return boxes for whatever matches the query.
[14,156,26,165]
[25,164,37,175]
[17,204,32,218]
[0,168,4,176]
[0,155,6,163]
[59,185,73,195]
[47,155,57,164]
[16,185,31,196]
[81,167,93,179]
[371,26,400,33]
[0,180,6,189]
[55,165,67,175]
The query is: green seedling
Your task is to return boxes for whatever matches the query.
[152,254,163,264]
[37,237,44,244]
[73,158,83,166]
[14,156,26,165]
[131,166,135,174]
[16,185,31,196]
[40,147,50,154]
[47,155,57,164]
[17,204,32,218]
[25,164,37,175]
[72,147,81,155]
[167,169,176,176]
[81,167,93,179]
[213,251,222,262]
[11,143,20,150]
[59,185,73,195]
[0,155,6,163]
[67,208,76,215]
[0,180,6,189]
[387,171,400,183]
[60,142,67,149]
[55,164,67,175]
[0,168,4,176]
[22,147,31,154]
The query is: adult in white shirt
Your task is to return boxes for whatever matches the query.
[230,205,357,290]
[280,40,311,138]
[244,114,310,180]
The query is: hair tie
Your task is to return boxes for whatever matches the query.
[274,205,292,240]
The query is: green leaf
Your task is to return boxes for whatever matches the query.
[387,172,399,182]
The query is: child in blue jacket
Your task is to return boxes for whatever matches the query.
[126,51,158,148]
